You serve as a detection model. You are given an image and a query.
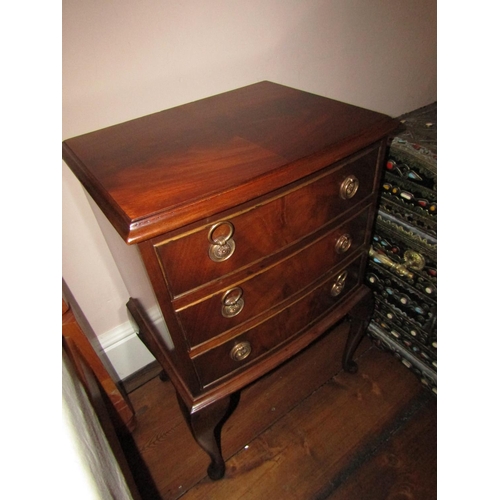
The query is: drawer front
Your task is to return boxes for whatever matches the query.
[176,207,371,348]
[154,145,380,297]
[192,255,364,388]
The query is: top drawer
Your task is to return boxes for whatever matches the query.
[154,144,381,298]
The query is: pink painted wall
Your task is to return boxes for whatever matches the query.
[63,0,436,364]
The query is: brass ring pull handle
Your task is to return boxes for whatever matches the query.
[208,221,236,262]
[221,287,245,318]
[230,341,252,362]
[331,270,348,296]
[340,175,359,199]
[335,233,352,254]
[369,247,417,279]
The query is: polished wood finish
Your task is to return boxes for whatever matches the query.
[63,81,397,244]
[120,324,436,500]
[63,81,399,479]
[153,146,379,299]
[343,286,375,373]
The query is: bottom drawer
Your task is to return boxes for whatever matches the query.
[192,254,364,388]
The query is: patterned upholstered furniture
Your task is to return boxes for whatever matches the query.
[366,103,437,394]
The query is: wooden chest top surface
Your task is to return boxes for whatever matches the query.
[63,81,397,244]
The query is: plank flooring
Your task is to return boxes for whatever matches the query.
[119,322,436,499]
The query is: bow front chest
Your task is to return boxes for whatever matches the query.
[63,81,399,479]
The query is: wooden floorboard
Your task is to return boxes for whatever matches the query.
[119,322,436,500]
[325,395,436,500]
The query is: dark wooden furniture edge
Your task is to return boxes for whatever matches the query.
[63,117,398,246]
[127,284,373,412]
[127,284,374,480]
[63,298,136,433]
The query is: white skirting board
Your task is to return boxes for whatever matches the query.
[99,323,155,381]
[96,307,169,381]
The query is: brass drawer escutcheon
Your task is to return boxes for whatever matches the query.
[340,175,359,199]
[230,341,252,362]
[208,221,236,262]
[331,270,348,296]
[221,287,245,318]
[335,233,352,254]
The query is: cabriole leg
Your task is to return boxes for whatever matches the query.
[343,287,375,373]
[176,392,239,480]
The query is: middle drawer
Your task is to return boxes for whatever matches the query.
[175,206,371,349]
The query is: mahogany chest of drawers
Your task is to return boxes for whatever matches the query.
[63,81,398,479]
